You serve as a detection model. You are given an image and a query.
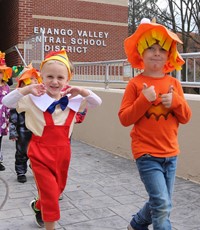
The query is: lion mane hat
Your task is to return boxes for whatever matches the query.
[124,18,185,73]
[16,63,42,87]
[0,51,12,82]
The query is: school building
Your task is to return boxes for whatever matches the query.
[0,0,128,67]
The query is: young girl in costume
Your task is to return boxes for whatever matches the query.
[9,64,42,183]
[118,18,192,230]
[2,49,102,230]
[0,51,12,171]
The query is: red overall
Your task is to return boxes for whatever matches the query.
[28,109,75,222]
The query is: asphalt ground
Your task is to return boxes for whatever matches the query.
[1,136,200,230]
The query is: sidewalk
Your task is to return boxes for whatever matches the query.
[0,136,200,230]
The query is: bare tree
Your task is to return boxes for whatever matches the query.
[167,0,200,52]
[128,0,164,35]
[128,0,200,52]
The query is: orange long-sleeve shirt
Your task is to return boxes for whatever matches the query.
[118,74,192,160]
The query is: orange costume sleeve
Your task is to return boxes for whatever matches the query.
[118,74,192,160]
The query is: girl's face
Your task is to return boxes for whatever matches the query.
[142,43,169,75]
[41,61,69,99]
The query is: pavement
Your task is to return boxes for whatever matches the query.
[1,136,200,230]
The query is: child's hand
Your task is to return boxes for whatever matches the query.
[62,86,89,99]
[19,83,46,96]
[142,83,156,102]
[161,85,174,108]
[10,137,17,141]
[30,84,46,96]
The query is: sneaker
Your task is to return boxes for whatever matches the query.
[59,193,63,200]
[128,220,149,230]
[0,162,5,171]
[30,199,44,228]
[127,224,135,230]
[17,175,27,183]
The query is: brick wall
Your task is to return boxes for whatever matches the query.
[0,0,19,51]
[0,0,34,66]
[18,0,34,43]
[32,0,128,62]
[0,0,128,64]
[0,0,19,65]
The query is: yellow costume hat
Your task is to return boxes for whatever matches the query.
[0,51,12,82]
[40,49,72,80]
[124,18,185,73]
[16,63,42,87]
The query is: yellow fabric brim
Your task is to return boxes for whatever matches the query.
[124,22,185,73]
[17,69,42,87]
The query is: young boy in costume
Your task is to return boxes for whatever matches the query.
[2,49,102,230]
[118,18,192,230]
[0,51,12,171]
[9,64,42,183]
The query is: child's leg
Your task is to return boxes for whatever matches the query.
[0,136,5,171]
[129,202,151,230]
[132,155,177,230]
[15,131,31,175]
[0,136,3,161]
[44,221,55,230]
[28,137,71,225]
[31,161,60,221]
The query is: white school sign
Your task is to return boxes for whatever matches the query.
[34,27,109,54]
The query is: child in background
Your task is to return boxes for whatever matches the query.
[9,64,42,183]
[118,18,192,230]
[2,49,102,230]
[0,51,12,171]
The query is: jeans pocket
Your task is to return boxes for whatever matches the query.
[137,154,151,162]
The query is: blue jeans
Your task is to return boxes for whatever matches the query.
[130,155,177,230]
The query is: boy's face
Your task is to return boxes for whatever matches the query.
[142,44,169,73]
[41,61,69,99]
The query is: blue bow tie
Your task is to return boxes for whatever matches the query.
[47,96,69,114]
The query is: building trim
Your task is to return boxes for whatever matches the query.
[33,15,127,27]
[77,0,128,6]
